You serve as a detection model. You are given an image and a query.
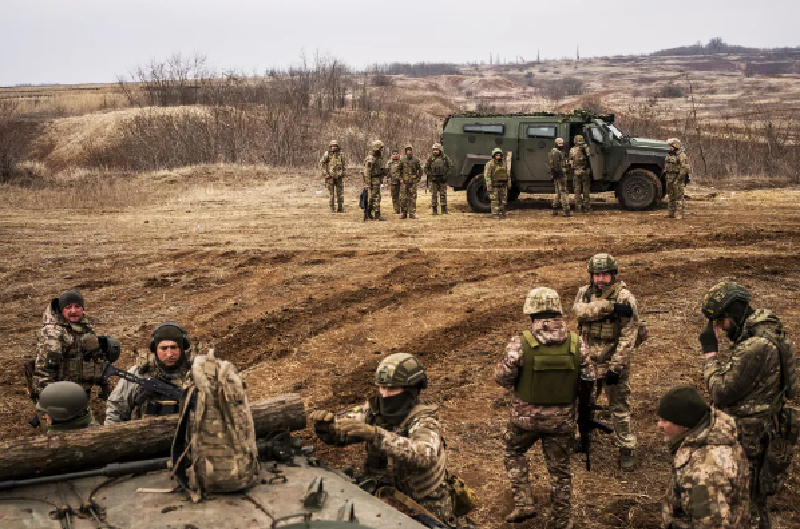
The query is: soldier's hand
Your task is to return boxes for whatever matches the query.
[309,410,335,424]
[336,418,379,443]
[613,303,633,318]
[684,174,690,185]
[604,370,621,386]
[699,322,718,355]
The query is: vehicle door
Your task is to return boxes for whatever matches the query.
[584,124,606,180]
[518,123,557,181]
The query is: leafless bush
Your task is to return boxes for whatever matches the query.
[375,63,460,76]
[372,74,393,87]
[744,62,792,77]
[658,83,685,98]
[538,77,584,101]
[0,101,38,182]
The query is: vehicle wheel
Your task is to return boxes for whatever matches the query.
[467,175,491,213]
[617,169,662,210]
[508,185,521,202]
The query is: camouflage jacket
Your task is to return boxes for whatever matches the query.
[424,153,452,182]
[665,151,690,181]
[104,355,190,424]
[704,310,784,420]
[319,150,347,179]
[33,301,103,394]
[662,408,750,529]
[573,282,640,373]
[568,145,590,172]
[495,318,594,434]
[363,152,386,186]
[483,159,508,189]
[397,156,422,182]
[549,148,566,177]
[386,159,403,184]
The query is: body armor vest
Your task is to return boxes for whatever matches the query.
[515,331,580,405]
[492,163,508,182]
[571,146,588,170]
[580,285,623,344]
[664,153,680,175]
[430,157,447,177]
[325,152,346,178]
[133,356,187,419]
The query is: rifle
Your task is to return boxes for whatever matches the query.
[376,487,451,529]
[577,376,614,471]
[101,361,187,408]
[425,173,429,194]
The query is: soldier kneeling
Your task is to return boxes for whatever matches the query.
[36,381,98,434]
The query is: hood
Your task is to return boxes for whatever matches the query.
[675,408,738,465]
[628,138,669,151]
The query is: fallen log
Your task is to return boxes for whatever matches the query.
[0,394,305,481]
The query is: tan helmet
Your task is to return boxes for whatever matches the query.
[36,381,89,422]
[523,287,563,316]
[329,140,339,148]
[432,142,442,151]
[587,253,618,274]
[667,138,681,149]
[555,138,564,146]
[375,353,428,389]
[574,135,584,144]
[404,144,413,152]
[371,140,384,151]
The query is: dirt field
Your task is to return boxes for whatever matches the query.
[1,167,798,529]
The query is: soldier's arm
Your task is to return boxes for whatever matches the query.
[376,414,443,469]
[494,336,522,389]
[483,163,493,187]
[416,160,423,178]
[342,154,347,178]
[572,286,614,323]
[679,153,691,177]
[315,405,370,446]
[363,159,371,185]
[704,338,774,408]
[578,336,596,379]
[33,324,65,392]
[319,153,328,175]
[609,289,640,372]
[423,157,432,174]
[445,155,453,175]
[104,373,144,424]
[679,448,741,529]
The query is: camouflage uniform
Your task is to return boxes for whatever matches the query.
[398,151,423,218]
[573,281,640,452]
[662,408,750,529]
[387,154,403,214]
[549,146,571,216]
[46,411,98,434]
[664,138,690,218]
[364,142,386,219]
[36,380,99,435]
[424,146,452,214]
[495,318,593,529]
[319,143,347,213]
[568,136,591,213]
[484,152,509,219]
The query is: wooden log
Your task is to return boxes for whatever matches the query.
[0,394,305,481]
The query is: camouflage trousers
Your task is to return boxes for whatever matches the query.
[366,177,383,215]
[737,416,774,528]
[552,177,571,214]
[504,423,572,529]
[572,170,591,212]
[391,180,401,213]
[601,365,637,450]
[400,179,419,215]
[430,180,447,209]
[666,174,685,218]
[326,177,344,210]
[490,181,508,217]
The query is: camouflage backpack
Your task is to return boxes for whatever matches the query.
[172,348,260,501]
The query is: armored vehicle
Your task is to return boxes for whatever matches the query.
[442,111,670,212]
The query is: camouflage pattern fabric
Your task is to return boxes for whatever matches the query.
[388,159,402,213]
[549,147,566,176]
[484,159,508,217]
[574,282,640,449]
[662,408,750,529]
[569,144,591,212]
[425,153,452,210]
[326,178,344,211]
[430,181,447,209]
[104,356,190,424]
[664,151,690,218]
[364,151,386,216]
[704,309,785,526]
[398,156,423,215]
[552,178,571,214]
[320,150,347,211]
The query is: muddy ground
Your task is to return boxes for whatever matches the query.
[1,168,798,528]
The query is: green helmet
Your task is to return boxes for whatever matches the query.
[36,381,88,422]
[491,147,503,157]
[587,253,618,274]
[701,280,751,320]
[375,353,427,389]
[523,287,563,316]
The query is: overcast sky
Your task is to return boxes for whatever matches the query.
[2,0,798,86]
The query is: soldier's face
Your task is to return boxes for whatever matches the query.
[156,340,182,366]
[592,273,613,288]
[61,303,84,323]
[657,418,689,442]
[713,318,731,335]
[392,153,400,160]
[379,387,404,398]
[433,149,440,156]
[331,145,338,152]
[405,150,412,157]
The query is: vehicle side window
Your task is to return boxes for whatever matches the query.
[525,126,556,138]
[462,124,504,134]
[590,127,604,143]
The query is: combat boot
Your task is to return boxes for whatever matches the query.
[432,206,438,215]
[505,506,537,524]
[400,213,407,219]
[337,205,344,213]
[330,205,336,213]
[441,205,448,214]
[409,213,416,219]
[575,207,582,214]
[619,448,635,471]
[500,212,508,219]
[374,211,387,221]
[564,211,573,218]
[551,209,559,216]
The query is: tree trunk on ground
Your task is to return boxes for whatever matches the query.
[0,394,305,480]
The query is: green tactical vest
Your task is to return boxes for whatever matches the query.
[493,163,508,182]
[515,330,580,405]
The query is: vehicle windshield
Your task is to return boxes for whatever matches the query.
[607,124,626,140]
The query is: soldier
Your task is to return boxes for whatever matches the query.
[700,280,795,529]
[484,147,509,220]
[495,287,593,528]
[424,143,452,215]
[363,140,387,221]
[105,322,191,424]
[397,144,422,219]
[319,140,347,213]
[573,253,640,470]
[387,148,402,214]
[549,138,572,217]
[569,135,591,213]
[658,386,750,529]
[310,353,458,525]
[36,381,98,434]
[664,138,690,219]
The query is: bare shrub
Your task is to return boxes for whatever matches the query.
[538,77,584,101]
[658,84,685,98]
[375,63,460,76]
[744,62,792,77]
[372,73,393,87]
[0,101,38,182]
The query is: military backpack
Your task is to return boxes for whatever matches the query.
[515,330,580,405]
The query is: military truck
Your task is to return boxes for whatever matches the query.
[442,110,670,212]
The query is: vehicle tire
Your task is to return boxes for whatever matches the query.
[508,184,521,202]
[466,175,491,213]
[617,169,662,210]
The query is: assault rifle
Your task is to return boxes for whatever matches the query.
[101,361,190,412]
[577,376,614,471]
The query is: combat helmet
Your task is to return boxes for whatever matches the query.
[36,381,89,423]
[587,253,618,274]
[491,147,503,157]
[701,280,751,320]
[432,142,442,152]
[371,140,384,152]
[555,138,564,147]
[329,140,339,149]
[523,287,563,317]
[375,353,428,389]
[667,138,681,149]
[574,135,585,144]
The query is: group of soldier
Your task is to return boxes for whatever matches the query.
[26,251,795,529]
[320,140,452,221]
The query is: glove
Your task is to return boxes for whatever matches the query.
[613,303,633,318]
[336,418,380,443]
[309,410,335,423]
[604,370,621,386]
[699,322,718,355]
[684,174,690,185]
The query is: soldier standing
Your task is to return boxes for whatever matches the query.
[550,138,572,217]
[495,287,593,528]
[573,253,640,470]
[105,322,192,424]
[397,144,422,219]
[569,135,592,213]
[36,381,98,434]
[363,140,387,221]
[424,143,452,215]
[387,148,402,214]
[484,147,509,220]
[664,138,690,219]
[319,140,347,213]
[700,280,796,529]
[657,386,750,529]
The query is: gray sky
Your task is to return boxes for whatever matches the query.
[2,0,798,86]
